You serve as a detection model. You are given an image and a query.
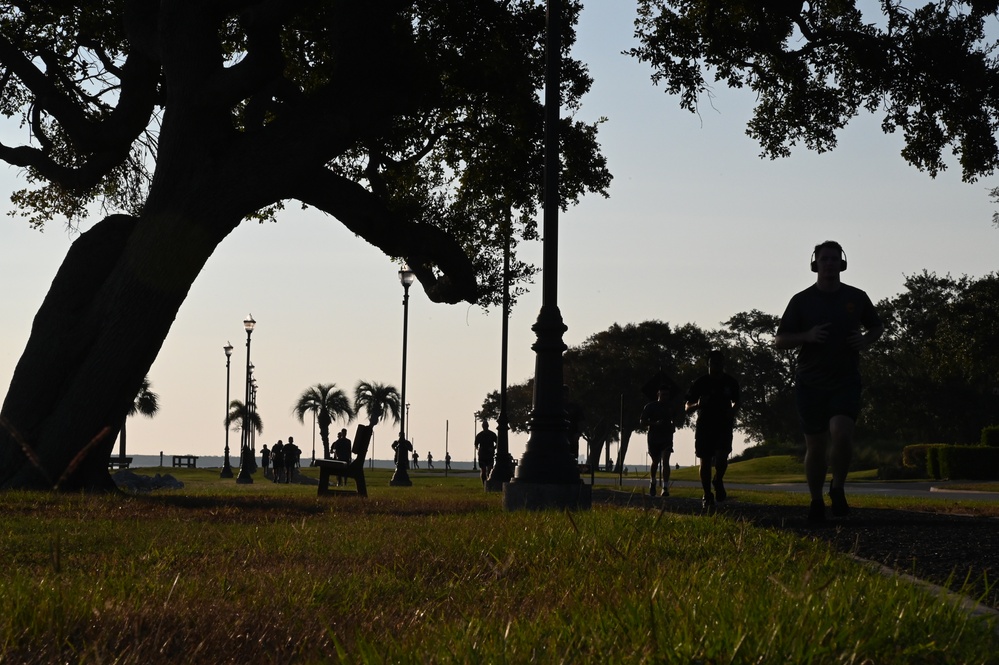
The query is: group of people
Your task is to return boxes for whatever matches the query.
[641,350,740,511]
[260,437,302,483]
[641,240,883,522]
[409,450,435,469]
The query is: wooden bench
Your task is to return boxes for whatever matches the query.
[172,454,199,468]
[108,457,133,469]
[316,424,372,498]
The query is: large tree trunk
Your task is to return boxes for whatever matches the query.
[0,196,239,490]
[614,428,634,475]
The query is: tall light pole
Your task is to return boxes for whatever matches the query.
[406,402,411,441]
[487,210,514,491]
[220,341,234,478]
[236,314,255,484]
[391,266,415,487]
[504,0,589,510]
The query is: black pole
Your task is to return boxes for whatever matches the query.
[508,0,579,486]
[487,209,515,490]
[391,275,413,486]
[237,320,254,484]
[220,343,234,478]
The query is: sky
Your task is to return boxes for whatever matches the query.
[1,2,997,470]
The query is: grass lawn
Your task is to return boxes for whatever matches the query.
[1,466,996,663]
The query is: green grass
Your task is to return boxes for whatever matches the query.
[1,471,997,663]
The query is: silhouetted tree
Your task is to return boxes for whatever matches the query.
[116,376,159,464]
[293,383,354,459]
[0,1,610,490]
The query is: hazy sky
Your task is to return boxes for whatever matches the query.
[1,2,997,469]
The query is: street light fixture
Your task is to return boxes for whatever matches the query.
[391,266,415,486]
[220,341,234,478]
[236,314,255,484]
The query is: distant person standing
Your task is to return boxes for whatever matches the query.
[426,451,434,469]
[333,428,352,486]
[284,436,301,483]
[271,440,285,483]
[261,444,271,480]
[685,350,741,510]
[392,433,413,469]
[639,384,682,497]
[775,240,884,523]
[445,452,452,470]
[475,420,498,484]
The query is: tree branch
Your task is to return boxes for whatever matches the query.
[292,170,478,304]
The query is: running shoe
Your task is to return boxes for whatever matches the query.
[829,486,850,517]
[712,479,727,502]
[649,482,656,497]
[702,491,715,512]
[808,498,826,524]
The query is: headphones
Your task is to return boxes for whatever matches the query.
[810,242,847,272]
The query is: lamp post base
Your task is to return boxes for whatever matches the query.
[484,454,515,492]
[389,467,412,486]
[235,448,254,484]
[219,462,233,479]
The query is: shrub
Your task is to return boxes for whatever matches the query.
[981,425,999,448]
[901,444,948,477]
[938,445,999,480]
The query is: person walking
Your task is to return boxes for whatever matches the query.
[685,350,741,510]
[284,436,301,483]
[639,384,682,497]
[775,240,884,523]
[271,439,285,483]
[474,420,497,484]
[333,428,351,486]
[426,451,434,469]
[261,444,271,480]
[445,452,452,470]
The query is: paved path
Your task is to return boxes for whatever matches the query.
[591,476,999,502]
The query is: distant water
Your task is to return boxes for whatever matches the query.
[119,454,479,471]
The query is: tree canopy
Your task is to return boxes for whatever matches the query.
[631,0,999,182]
[0,1,610,490]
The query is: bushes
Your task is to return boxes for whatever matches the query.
[902,442,999,480]
[939,446,999,480]
[982,425,999,447]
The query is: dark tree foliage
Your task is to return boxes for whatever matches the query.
[631,0,999,182]
[0,1,610,490]
[711,310,798,446]
[864,271,999,444]
[482,321,713,471]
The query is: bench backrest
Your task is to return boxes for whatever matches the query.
[351,424,372,461]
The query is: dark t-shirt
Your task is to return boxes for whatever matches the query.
[475,429,497,465]
[685,373,740,442]
[333,437,351,462]
[639,400,678,446]
[777,283,882,389]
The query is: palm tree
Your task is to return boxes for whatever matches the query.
[353,381,402,428]
[293,383,354,459]
[118,376,159,464]
[225,399,263,443]
[354,380,401,469]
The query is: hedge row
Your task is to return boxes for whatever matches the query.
[902,443,999,480]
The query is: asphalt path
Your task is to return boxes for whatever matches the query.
[590,476,999,502]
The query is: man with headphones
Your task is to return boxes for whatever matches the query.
[775,240,884,523]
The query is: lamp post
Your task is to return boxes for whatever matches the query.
[486,210,515,491]
[236,314,256,484]
[406,403,411,441]
[250,376,258,465]
[504,0,589,510]
[391,266,415,486]
[220,341,234,478]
